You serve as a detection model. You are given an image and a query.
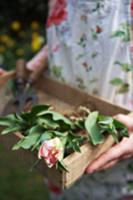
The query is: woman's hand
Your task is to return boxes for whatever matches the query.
[27,45,48,71]
[86,114,133,173]
[0,68,6,75]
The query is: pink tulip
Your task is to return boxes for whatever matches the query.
[38,137,64,168]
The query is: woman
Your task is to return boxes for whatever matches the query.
[27,0,133,199]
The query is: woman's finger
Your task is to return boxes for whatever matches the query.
[120,153,132,160]
[86,141,128,173]
[99,159,119,171]
[95,151,133,171]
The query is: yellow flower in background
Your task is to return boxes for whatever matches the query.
[7,39,15,47]
[0,35,11,43]
[11,21,21,31]
[32,32,39,38]
[19,31,26,38]
[0,35,15,47]
[31,21,40,30]
[16,48,24,56]
[0,45,6,53]
[31,32,44,52]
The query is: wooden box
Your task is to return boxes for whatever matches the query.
[0,71,130,189]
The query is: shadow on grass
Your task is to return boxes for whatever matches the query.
[0,143,50,200]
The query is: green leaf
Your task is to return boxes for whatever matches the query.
[71,141,81,153]
[15,113,25,122]
[51,131,68,137]
[74,119,85,129]
[66,132,83,152]
[20,112,34,124]
[20,105,50,124]
[119,128,129,138]
[85,111,104,145]
[31,104,51,115]
[12,133,40,150]
[28,125,43,135]
[15,114,29,128]
[37,117,59,129]
[37,111,74,130]
[98,115,113,125]
[40,132,53,142]
[56,161,68,172]
[113,119,129,137]
[98,115,120,143]
[41,131,68,139]
[98,115,129,142]
[1,126,21,135]
[0,114,17,127]
[31,137,42,151]
[37,111,71,123]
[110,131,119,143]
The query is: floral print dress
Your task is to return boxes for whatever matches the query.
[47,0,133,199]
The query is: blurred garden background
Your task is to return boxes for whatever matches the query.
[0,0,48,70]
[0,0,50,199]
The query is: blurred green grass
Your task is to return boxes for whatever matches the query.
[0,143,50,200]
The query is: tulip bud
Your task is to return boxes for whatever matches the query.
[38,137,64,168]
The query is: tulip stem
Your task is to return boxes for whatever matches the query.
[29,159,41,172]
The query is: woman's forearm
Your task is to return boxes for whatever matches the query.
[27,45,48,71]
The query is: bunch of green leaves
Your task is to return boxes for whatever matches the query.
[85,111,129,145]
[0,105,129,171]
[0,105,85,170]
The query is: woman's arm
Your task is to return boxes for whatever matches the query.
[27,45,48,71]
